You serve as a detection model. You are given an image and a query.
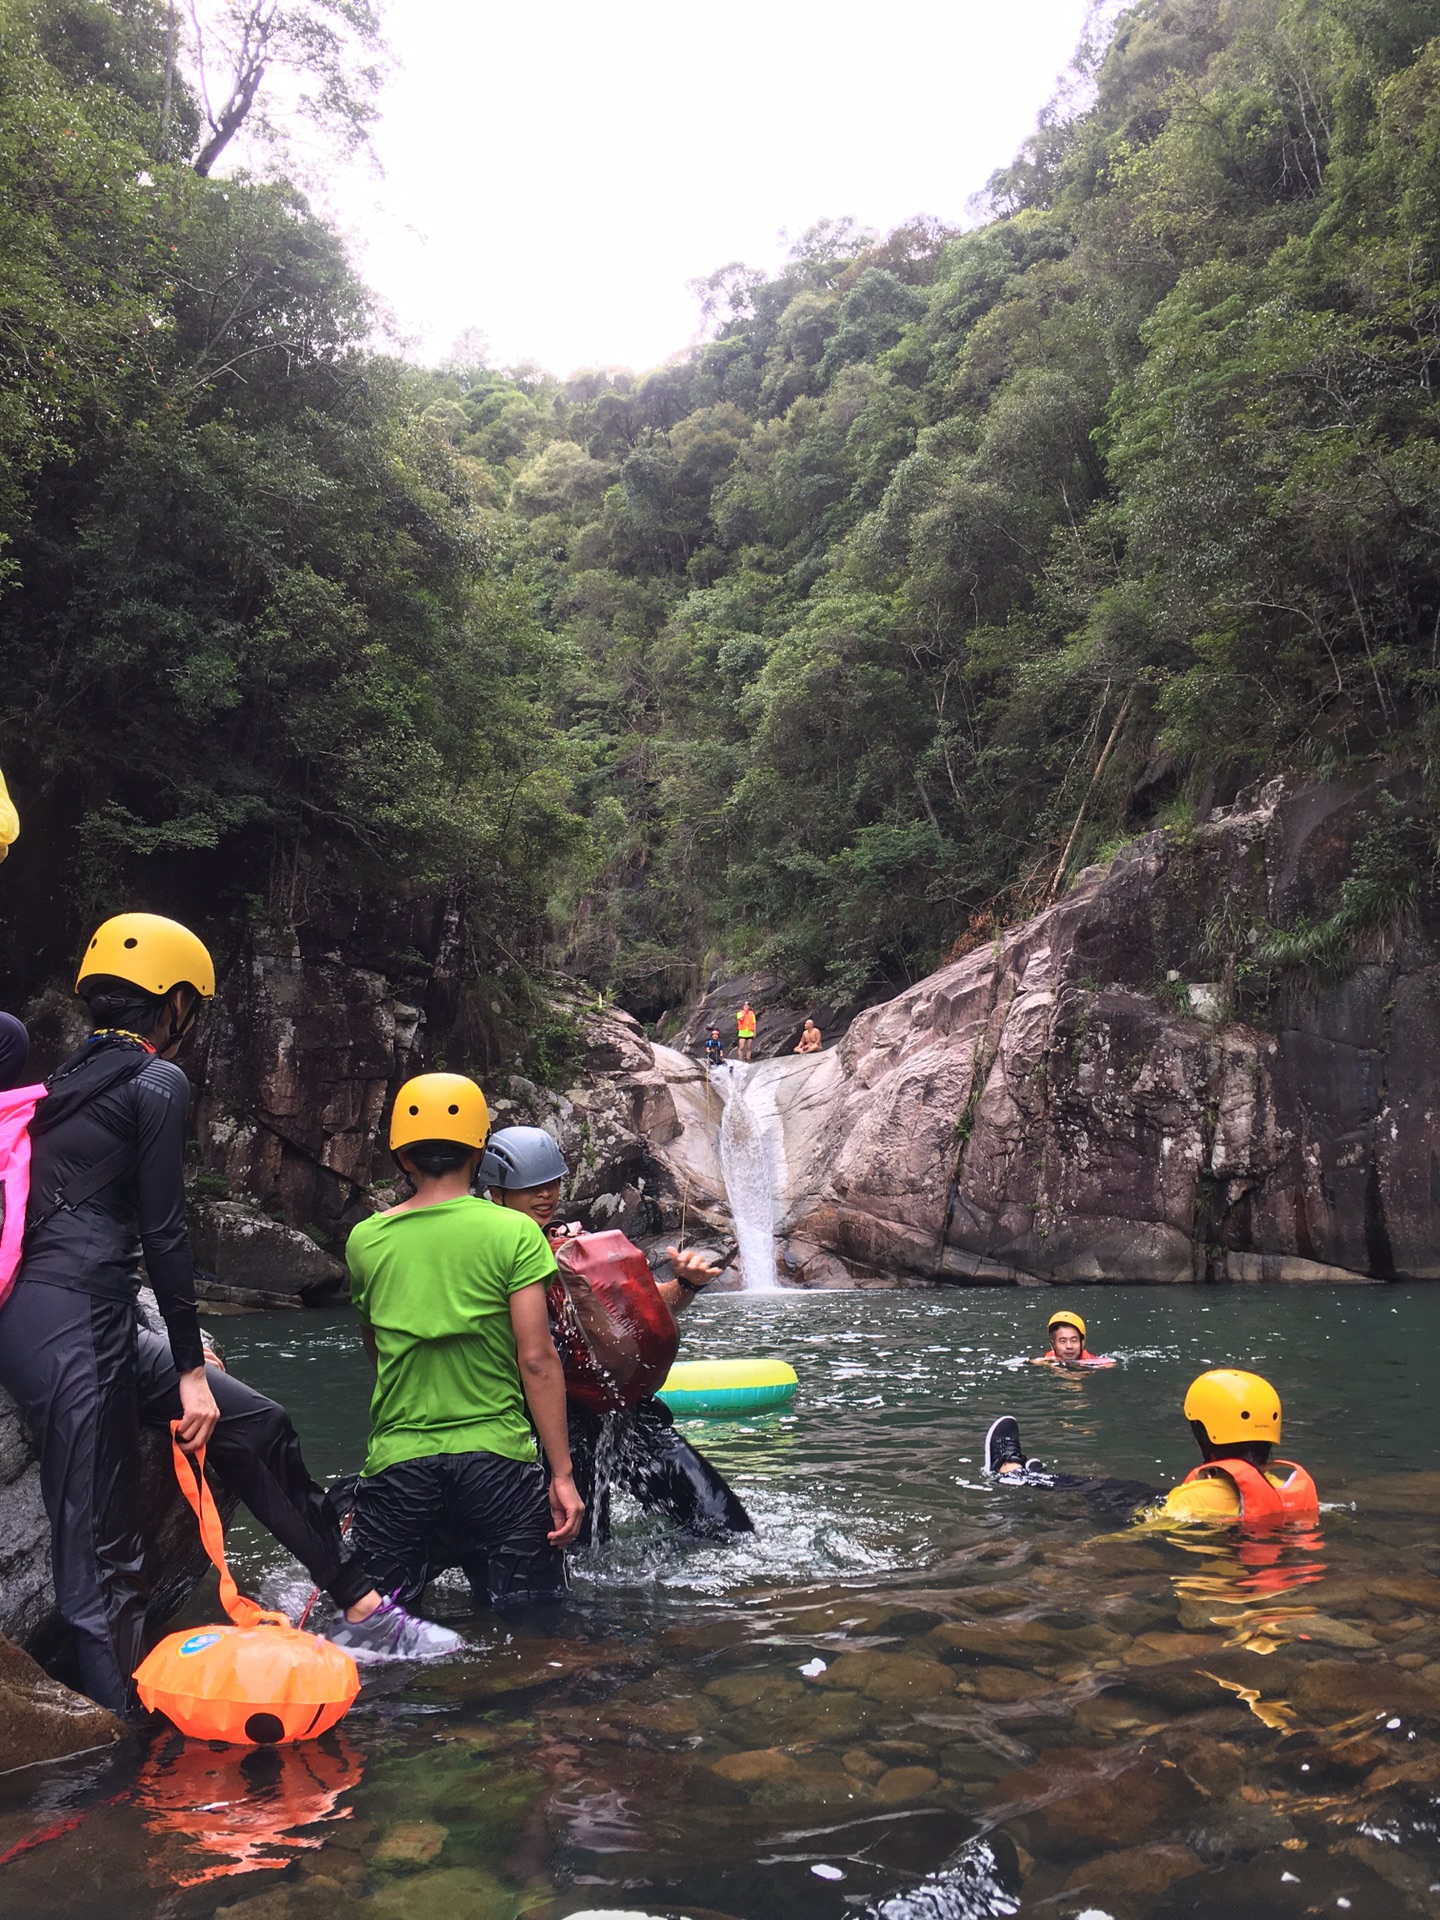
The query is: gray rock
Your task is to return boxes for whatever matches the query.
[188,1199,345,1306]
[0,1631,125,1768]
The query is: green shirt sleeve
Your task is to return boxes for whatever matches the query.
[345,1223,371,1318]
[508,1215,558,1294]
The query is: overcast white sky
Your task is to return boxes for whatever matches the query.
[323,0,1097,378]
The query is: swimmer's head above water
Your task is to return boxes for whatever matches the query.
[1047,1311,1085,1361]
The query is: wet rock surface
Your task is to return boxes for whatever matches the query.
[0,1632,125,1769]
[751,772,1440,1283]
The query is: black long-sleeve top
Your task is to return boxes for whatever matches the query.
[22,1037,205,1373]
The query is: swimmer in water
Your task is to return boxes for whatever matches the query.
[1030,1309,1116,1368]
[982,1370,1318,1532]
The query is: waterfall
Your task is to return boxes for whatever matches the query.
[717,1064,779,1290]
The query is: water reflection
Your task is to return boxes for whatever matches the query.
[134,1732,362,1884]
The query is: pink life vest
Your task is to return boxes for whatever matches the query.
[0,1083,48,1308]
[1180,1457,1319,1532]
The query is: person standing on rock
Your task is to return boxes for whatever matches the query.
[735,1002,757,1063]
[0,914,447,1716]
[340,1078,585,1632]
[483,1125,754,1543]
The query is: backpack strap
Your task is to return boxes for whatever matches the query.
[25,1049,156,1235]
[26,1140,139,1236]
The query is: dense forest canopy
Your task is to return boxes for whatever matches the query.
[4,0,1440,1026]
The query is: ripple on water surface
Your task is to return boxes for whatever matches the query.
[2,1286,1438,1920]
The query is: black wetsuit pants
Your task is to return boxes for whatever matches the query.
[348,1452,565,1612]
[569,1396,754,1547]
[1009,1471,1162,1521]
[0,1280,372,1714]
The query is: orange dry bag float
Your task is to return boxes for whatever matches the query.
[548,1230,680,1413]
[134,1428,359,1744]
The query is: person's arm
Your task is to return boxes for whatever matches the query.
[656,1244,721,1316]
[508,1283,584,1544]
[132,1062,217,1452]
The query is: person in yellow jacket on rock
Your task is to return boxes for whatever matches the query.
[983,1370,1319,1534]
[0,765,18,861]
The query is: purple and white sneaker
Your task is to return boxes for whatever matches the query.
[326,1594,466,1663]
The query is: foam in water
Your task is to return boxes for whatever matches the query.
[716,1063,778,1290]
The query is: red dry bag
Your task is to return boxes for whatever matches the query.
[548,1231,679,1414]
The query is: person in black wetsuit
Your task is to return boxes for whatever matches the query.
[482,1126,753,1545]
[0,1010,30,1090]
[0,914,448,1716]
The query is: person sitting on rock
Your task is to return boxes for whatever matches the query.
[0,914,432,1718]
[340,1079,584,1641]
[703,1027,725,1068]
[482,1125,754,1544]
[793,1018,822,1055]
[1030,1309,1116,1368]
[983,1370,1318,1533]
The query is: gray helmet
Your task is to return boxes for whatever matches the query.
[480,1125,569,1191]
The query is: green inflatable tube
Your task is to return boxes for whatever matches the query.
[657,1358,798,1417]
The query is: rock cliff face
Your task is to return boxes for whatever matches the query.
[760,774,1440,1285]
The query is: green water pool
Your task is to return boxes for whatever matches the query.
[2,1284,1438,1920]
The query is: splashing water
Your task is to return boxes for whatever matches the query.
[717,1064,778,1290]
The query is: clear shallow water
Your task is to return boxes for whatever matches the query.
[3,1286,1439,1920]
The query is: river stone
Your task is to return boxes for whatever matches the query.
[1123,1630,1226,1665]
[871,1764,939,1803]
[366,1867,519,1920]
[372,1820,448,1869]
[1290,1661,1440,1723]
[1371,1571,1440,1611]
[841,1746,887,1781]
[1281,1613,1379,1650]
[930,1622,1065,1666]
[974,1667,1056,1703]
[703,1670,801,1711]
[710,1748,799,1785]
[1064,1841,1205,1902]
[0,1631,125,1766]
[811,1649,955,1701]
[986,1747,1204,1861]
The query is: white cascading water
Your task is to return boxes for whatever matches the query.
[716,1064,779,1290]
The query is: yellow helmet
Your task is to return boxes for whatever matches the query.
[1183,1369,1281,1447]
[1047,1310,1086,1339]
[389,1073,489,1152]
[77,912,215,998]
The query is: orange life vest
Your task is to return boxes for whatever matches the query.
[1032,1348,1115,1367]
[548,1230,679,1414]
[1180,1456,1318,1531]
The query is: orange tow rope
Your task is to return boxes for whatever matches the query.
[133,1427,360,1745]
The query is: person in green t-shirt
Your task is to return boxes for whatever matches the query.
[332,1072,584,1657]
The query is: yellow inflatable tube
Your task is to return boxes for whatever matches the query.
[658,1358,797,1417]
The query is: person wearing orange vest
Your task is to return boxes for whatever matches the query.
[1029,1309,1116,1368]
[735,1001,757,1062]
[983,1370,1318,1532]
